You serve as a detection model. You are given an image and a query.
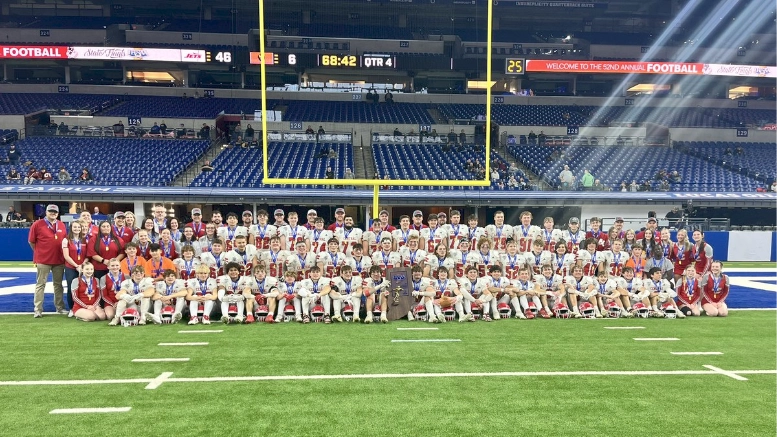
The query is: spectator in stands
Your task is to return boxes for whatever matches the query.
[198,123,210,140]
[457,129,466,145]
[659,179,670,192]
[580,169,594,190]
[182,93,187,99]
[665,207,683,228]
[630,180,639,192]
[497,180,506,190]
[41,168,53,182]
[724,147,732,155]
[201,161,214,172]
[559,165,574,190]
[430,129,438,140]
[112,120,124,137]
[7,206,23,222]
[641,180,652,192]
[491,169,500,181]
[735,146,744,155]
[537,131,546,145]
[24,167,41,185]
[159,121,167,135]
[7,167,20,182]
[344,168,354,188]
[79,168,93,182]
[150,122,161,135]
[447,129,457,144]
[518,177,528,190]
[528,130,537,142]
[233,123,242,139]
[593,179,606,191]
[771,181,777,192]
[393,127,403,136]
[620,182,628,192]
[385,90,394,104]
[328,148,337,159]
[176,124,187,139]
[58,167,71,182]
[7,144,21,165]
[245,124,255,140]
[306,126,315,135]
[325,167,334,180]
[507,175,518,189]
[58,122,68,135]
[317,126,326,136]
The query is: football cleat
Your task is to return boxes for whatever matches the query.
[221,316,230,324]
[538,308,551,319]
[482,314,492,322]
[332,314,343,323]
[552,302,571,319]
[525,309,535,320]
[188,316,199,325]
[245,314,255,324]
[302,314,311,324]
[234,316,244,324]
[120,308,140,327]
[202,315,211,325]
[579,302,597,319]
[324,315,332,324]
[497,302,512,319]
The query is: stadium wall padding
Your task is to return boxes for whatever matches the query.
[3,229,774,262]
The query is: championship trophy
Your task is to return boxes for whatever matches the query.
[385,267,414,321]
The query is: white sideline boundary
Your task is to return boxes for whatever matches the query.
[50,407,131,414]
[2,368,774,389]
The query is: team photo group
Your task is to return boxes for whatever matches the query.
[28,204,731,326]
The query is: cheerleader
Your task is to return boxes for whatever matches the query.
[62,220,87,317]
[702,261,729,317]
[676,264,702,316]
[692,230,714,278]
[87,221,124,280]
[71,262,105,322]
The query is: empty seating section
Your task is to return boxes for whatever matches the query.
[283,102,434,124]
[508,144,762,191]
[1,137,209,186]
[102,97,274,118]
[0,94,121,115]
[438,104,592,126]
[678,141,777,180]
[189,142,353,188]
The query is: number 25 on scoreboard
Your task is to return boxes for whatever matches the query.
[505,58,524,75]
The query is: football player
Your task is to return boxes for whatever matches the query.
[249,209,278,250]
[457,266,489,320]
[399,235,427,270]
[259,236,288,279]
[152,269,187,323]
[297,266,331,323]
[540,217,562,252]
[364,265,393,323]
[335,215,362,256]
[174,245,200,281]
[286,240,318,281]
[701,260,728,317]
[675,264,702,317]
[309,217,333,254]
[564,265,591,318]
[70,262,105,322]
[500,240,526,281]
[317,238,346,279]
[280,270,302,322]
[513,211,540,253]
[217,213,248,251]
[524,238,552,276]
[644,267,679,317]
[591,270,623,317]
[279,211,308,251]
[576,271,605,318]
[217,262,248,324]
[615,266,646,314]
[533,264,563,319]
[185,264,217,325]
[424,243,455,279]
[420,214,447,253]
[200,238,228,278]
[490,265,522,319]
[371,237,401,276]
[427,266,467,322]
[243,265,281,324]
[586,217,609,252]
[485,210,513,252]
[197,223,218,254]
[100,259,125,321]
[224,234,258,276]
[561,217,584,255]
[109,265,154,326]
[328,265,363,322]
[576,238,604,277]
[345,243,372,279]
[551,241,575,278]
[465,214,485,248]
[363,219,391,256]
[392,215,419,250]
[603,238,627,278]
[444,210,467,250]
[451,239,481,279]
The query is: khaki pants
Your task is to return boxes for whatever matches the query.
[34,264,65,313]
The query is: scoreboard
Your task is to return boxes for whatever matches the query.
[249,52,397,69]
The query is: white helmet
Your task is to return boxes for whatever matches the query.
[160,305,175,324]
[121,308,140,327]
[311,305,325,323]
[413,304,427,321]
[661,302,677,319]
[579,302,596,319]
[342,304,354,322]
[606,301,621,318]
[470,302,482,320]
[372,305,382,323]
[443,306,455,322]
[632,302,650,318]
[283,304,296,323]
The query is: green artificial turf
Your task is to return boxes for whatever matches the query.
[0,312,774,436]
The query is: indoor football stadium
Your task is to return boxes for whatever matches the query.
[0,0,775,435]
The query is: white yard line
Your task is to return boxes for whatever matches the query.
[158,342,208,346]
[178,330,223,334]
[391,339,461,343]
[671,352,723,356]
[145,372,174,390]
[703,365,749,381]
[131,358,190,363]
[603,326,645,330]
[634,338,680,341]
[396,328,440,331]
[50,407,131,414]
[1,367,773,388]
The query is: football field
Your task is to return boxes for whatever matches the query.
[0,309,775,436]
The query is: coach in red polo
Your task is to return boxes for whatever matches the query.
[28,204,66,318]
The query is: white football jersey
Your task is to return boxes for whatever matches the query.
[523,250,552,275]
[591,279,618,295]
[399,247,427,268]
[225,245,258,266]
[299,277,330,295]
[513,224,541,253]
[510,278,535,293]
[200,251,228,271]
[197,236,216,254]
[539,228,563,251]
[334,227,363,255]
[308,229,333,254]
[120,278,153,295]
[602,250,627,277]
[155,279,186,296]
[216,226,249,250]
[317,251,347,278]
[330,276,362,295]
[551,253,576,277]
[430,277,457,295]
[500,252,527,280]
[371,250,401,270]
[420,227,448,253]
[363,230,392,255]
[425,255,456,278]
[279,225,308,250]
[187,277,218,295]
[443,223,468,250]
[616,277,644,294]
[576,250,604,277]
[243,275,279,294]
[643,278,676,297]
[476,250,500,277]
[285,252,318,280]
[249,223,278,250]
[391,228,420,249]
[486,275,512,291]
[345,255,373,279]
[458,277,488,297]
[363,276,391,295]
[217,275,245,294]
[450,250,482,279]
[465,226,485,247]
[561,230,585,254]
[484,224,513,252]
[565,275,595,294]
[174,258,201,280]
[533,274,563,294]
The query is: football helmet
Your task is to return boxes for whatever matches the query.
[254,294,267,306]
[632,302,650,318]
[579,302,596,319]
[161,305,175,324]
[227,303,238,317]
[196,302,205,317]
[443,306,455,321]
[283,304,296,323]
[342,304,354,322]
[605,301,621,318]
[413,304,427,321]
[311,305,325,323]
[373,305,382,323]
[120,308,140,327]
[661,301,677,319]
[525,301,539,315]
[497,302,512,318]
[255,304,269,322]
[552,302,571,319]
[470,302,482,320]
